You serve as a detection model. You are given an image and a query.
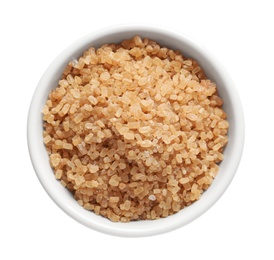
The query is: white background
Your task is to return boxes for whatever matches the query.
[1,0,273,259]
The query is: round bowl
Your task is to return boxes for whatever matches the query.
[27,25,244,237]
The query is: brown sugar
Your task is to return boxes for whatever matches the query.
[42,36,228,222]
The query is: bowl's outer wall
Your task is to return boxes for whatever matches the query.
[27,26,244,237]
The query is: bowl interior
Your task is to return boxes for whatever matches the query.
[28,26,244,237]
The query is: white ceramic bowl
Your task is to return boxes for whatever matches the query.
[27,25,244,237]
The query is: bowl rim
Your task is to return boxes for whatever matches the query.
[27,24,244,237]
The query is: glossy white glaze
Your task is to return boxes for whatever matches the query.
[27,25,244,237]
